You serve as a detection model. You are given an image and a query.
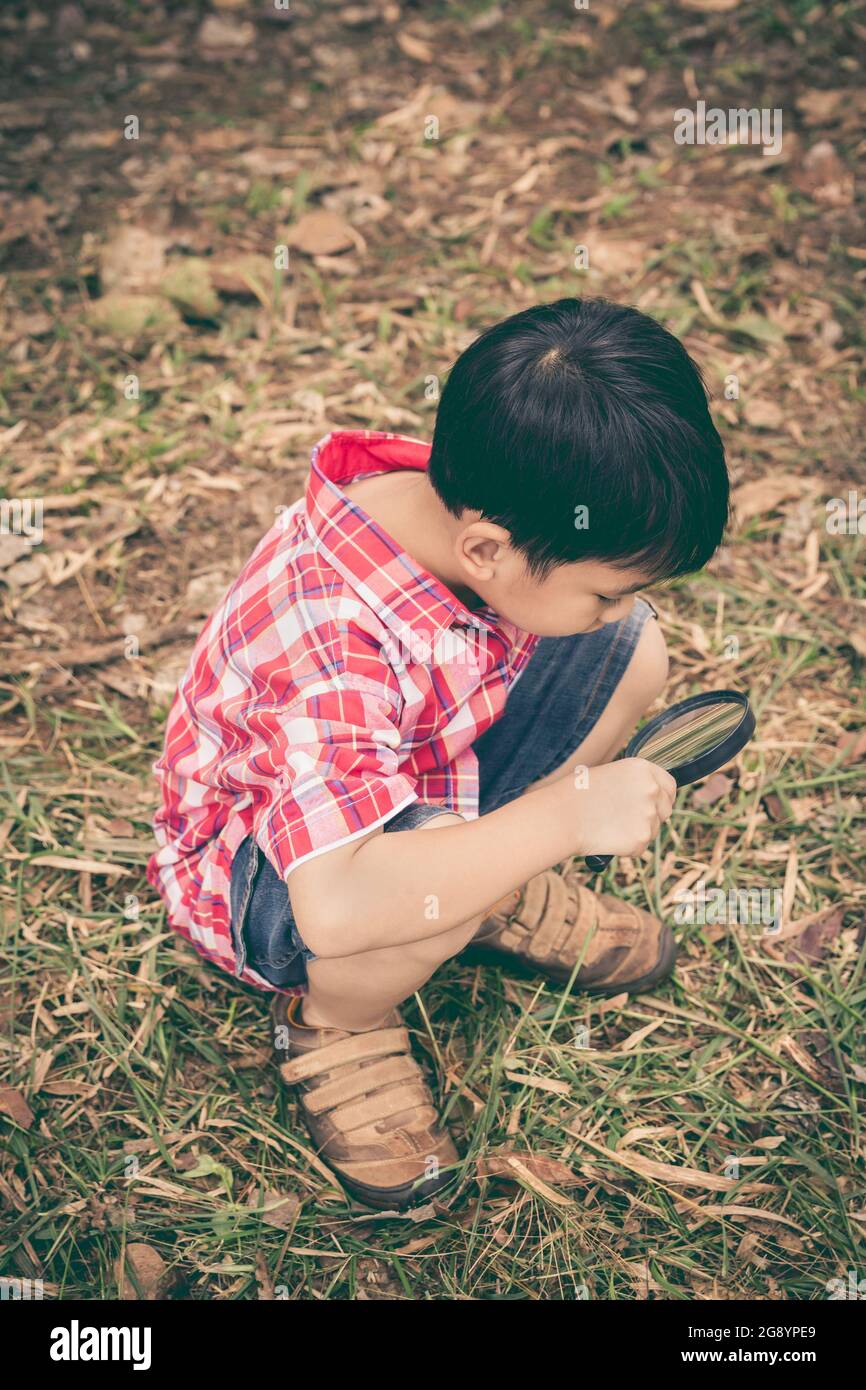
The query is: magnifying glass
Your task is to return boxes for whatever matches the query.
[584,689,755,874]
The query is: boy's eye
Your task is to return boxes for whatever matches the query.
[596,594,618,608]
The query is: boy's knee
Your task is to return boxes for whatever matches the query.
[631,615,668,706]
[409,913,484,969]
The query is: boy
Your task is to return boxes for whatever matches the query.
[147,297,729,1211]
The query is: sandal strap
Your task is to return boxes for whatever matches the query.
[483,872,639,968]
[303,1053,419,1115]
[279,1026,410,1084]
[524,871,573,961]
[329,1080,433,1134]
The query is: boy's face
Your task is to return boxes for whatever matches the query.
[454,525,655,637]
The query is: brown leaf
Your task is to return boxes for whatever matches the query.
[503,1069,571,1094]
[589,238,648,278]
[743,399,784,431]
[285,210,356,257]
[0,1085,34,1129]
[117,1242,170,1300]
[0,535,31,570]
[796,90,846,126]
[396,31,434,62]
[783,905,846,963]
[692,772,733,807]
[30,855,128,875]
[570,1131,738,1190]
[478,1149,580,1187]
[732,472,816,524]
[761,792,787,822]
[197,15,256,52]
[793,1030,846,1094]
[793,141,854,207]
[248,1188,301,1231]
[839,728,866,764]
[680,0,740,10]
[255,1251,275,1301]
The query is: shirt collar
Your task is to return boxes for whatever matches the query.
[304,429,523,646]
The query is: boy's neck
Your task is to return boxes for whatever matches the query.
[342,470,484,613]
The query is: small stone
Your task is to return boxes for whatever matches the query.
[160,258,219,319]
[87,293,182,340]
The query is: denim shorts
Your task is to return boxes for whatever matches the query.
[229,597,657,990]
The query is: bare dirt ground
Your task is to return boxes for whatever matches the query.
[1,0,865,1300]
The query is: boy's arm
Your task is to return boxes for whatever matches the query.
[288,757,675,958]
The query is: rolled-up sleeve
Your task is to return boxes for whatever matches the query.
[250,676,418,880]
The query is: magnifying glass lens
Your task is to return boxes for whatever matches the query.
[637,700,744,770]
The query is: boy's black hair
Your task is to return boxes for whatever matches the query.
[428,297,729,581]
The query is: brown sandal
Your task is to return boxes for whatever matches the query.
[272,996,459,1210]
[463,869,677,995]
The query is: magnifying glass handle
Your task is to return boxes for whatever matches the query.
[584,854,613,874]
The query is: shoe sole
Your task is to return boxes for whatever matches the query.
[462,923,678,997]
[336,1166,455,1212]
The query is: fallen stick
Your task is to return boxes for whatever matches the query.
[0,618,198,676]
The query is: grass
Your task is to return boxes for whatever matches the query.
[1,0,865,1300]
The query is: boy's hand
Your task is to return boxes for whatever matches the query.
[565,757,677,857]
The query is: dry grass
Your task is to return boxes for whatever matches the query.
[1,0,865,1300]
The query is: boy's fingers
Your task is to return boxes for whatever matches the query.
[639,767,681,811]
[647,767,676,818]
[649,764,677,802]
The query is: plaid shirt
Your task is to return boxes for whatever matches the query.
[147,430,539,988]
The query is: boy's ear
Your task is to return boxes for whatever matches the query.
[458,522,511,579]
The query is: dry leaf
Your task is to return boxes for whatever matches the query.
[589,239,648,278]
[570,1131,738,1190]
[503,1069,571,1094]
[0,1085,34,1129]
[30,855,128,875]
[839,729,866,764]
[197,15,256,51]
[285,210,356,256]
[692,772,733,807]
[732,473,815,524]
[782,904,846,963]
[478,1149,580,1187]
[680,0,741,10]
[618,1019,665,1051]
[743,399,784,431]
[248,1189,301,1230]
[796,90,846,126]
[117,1242,170,1300]
[396,31,434,62]
[787,1031,846,1094]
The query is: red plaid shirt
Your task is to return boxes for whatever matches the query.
[147,430,539,988]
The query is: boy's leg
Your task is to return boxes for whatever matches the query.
[255,811,473,1210]
[301,812,479,1032]
[527,612,669,790]
[461,601,677,992]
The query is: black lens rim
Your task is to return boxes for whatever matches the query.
[625,689,755,788]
